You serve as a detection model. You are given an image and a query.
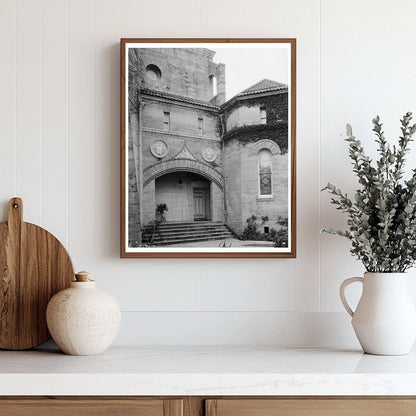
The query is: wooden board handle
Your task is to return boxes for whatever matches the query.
[0,197,75,350]
[8,198,23,253]
[8,197,23,226]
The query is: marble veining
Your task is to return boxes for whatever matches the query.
[0,346,416,395]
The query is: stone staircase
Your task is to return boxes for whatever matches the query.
[142,221,234,246]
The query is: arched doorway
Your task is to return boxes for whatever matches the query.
[155,171,211,222]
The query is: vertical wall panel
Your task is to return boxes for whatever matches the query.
[7,0,415,343]
[0,0,16,219]
[68,0,96,272]
[320,0,416,311]
[200,259,293,311]
[15,0,42,224]
[199,0,321,312]
[93,0,204,311]
[93,0,202,263]
[41,0,69,246]
[116,311,358,346]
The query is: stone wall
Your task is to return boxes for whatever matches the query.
[224,123,289,154]
[145,172,223,223]
[127,136,140,243]
[240,149,288,231]
[141,99,220,140]
[211,182,224,223]
[225,136,288,234]
[128,48,289,243]
[155,172,195,222]
[223,137,243,234]
[224,92,288,132]
[225,104,262,131]
[223,92,289,235]
[139,95,224,225]
[127,112,140,244]
[132,48,224,102]
[142,179,155,224]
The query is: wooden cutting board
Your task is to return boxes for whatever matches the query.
[0,197,74,350]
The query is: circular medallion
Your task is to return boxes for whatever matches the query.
[150,140,169,158]
[202,146,217,163]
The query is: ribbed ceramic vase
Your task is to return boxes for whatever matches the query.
[340,272,416,355]
[46,271,121,355]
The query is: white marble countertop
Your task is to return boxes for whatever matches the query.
[1,345,416,396]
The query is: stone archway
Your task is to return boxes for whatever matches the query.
[250,139,281,155]
[143,159,223,190]
[154,171,212,222]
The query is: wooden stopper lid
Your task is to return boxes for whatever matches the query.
[75,271,91,282]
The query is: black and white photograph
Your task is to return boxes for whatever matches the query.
[121,39,296,258]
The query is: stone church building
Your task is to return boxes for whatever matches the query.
[128,47,289,246]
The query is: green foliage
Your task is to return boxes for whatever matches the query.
[156,203,168,215]
[156,203,168,222]
[131,204,168,247]
[277,216,288,227]
[241,215,262,240]
[241,215,288,246]
[273,228,288,248]
[322,112,416,272]
[141,218,166,247]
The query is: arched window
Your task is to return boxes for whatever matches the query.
[260,107,267,124]
[209,75,217,96]
[258,149,272,196]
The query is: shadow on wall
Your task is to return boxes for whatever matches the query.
[96,42,121,258]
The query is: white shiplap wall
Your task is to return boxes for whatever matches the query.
[1,0,415,346]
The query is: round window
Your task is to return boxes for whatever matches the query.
[146,64,162,81]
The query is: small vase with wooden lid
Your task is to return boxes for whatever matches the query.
[46,271,121,355]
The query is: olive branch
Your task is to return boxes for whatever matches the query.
[322,112,416,272]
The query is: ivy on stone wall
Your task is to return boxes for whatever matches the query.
[222,93,289,152]
[225,93,288,125]
[223,124,288,154]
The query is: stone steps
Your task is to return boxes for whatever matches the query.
[158,221,222,226]
[149,233,234,246]
[149,231,234,243]
[159,226,228,235]
[157,221,222,229]
[149,229,233,239]
[143,221,234,246]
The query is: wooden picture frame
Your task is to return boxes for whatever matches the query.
[121,38,296,258]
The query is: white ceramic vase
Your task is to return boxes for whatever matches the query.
[340,272,416,355]
[46,271,121,356]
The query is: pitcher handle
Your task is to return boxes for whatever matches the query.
[340,277,363,317]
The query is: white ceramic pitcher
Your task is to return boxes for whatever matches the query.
[340,272,416,355]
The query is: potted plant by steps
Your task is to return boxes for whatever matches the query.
[322,112,416,355]
[156,203,168,222]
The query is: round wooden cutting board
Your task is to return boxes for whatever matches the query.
[0,197,74,350]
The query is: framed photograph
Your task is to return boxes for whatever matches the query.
[121,38,296,258]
